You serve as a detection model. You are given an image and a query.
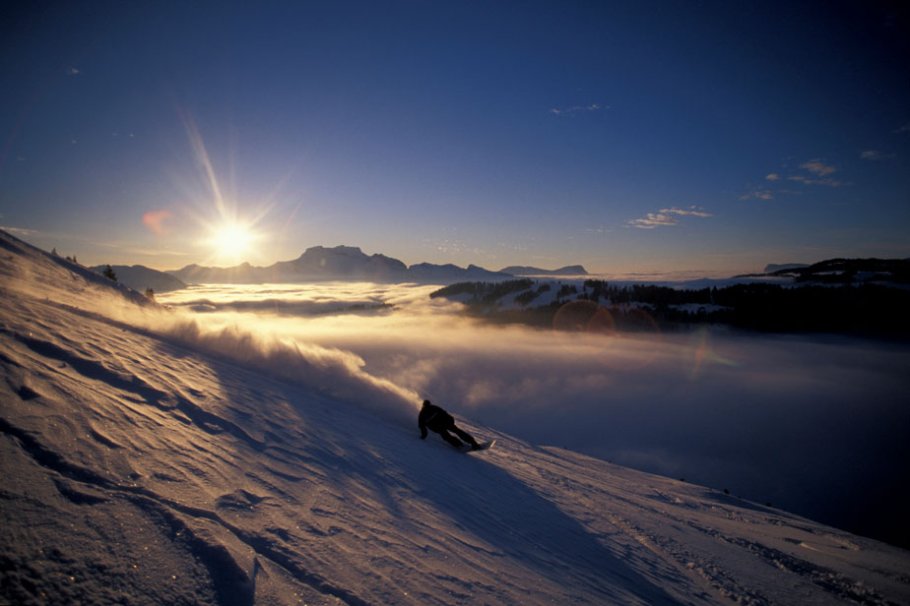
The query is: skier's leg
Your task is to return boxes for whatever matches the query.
[437,429,464,449]
[451,425,479,448]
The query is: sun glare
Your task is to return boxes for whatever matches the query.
[180,117,278,266]
[207,221,257,263]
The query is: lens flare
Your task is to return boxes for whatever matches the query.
[688,327,739,381]
[553,300,616,334]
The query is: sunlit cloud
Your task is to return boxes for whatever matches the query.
[627,206,712,229]
[800,159,836,176]
[782,159,843,187]
[744,160,842,199]
[628,212,678,229]
[668,206,712,218]
[142,209,173,236]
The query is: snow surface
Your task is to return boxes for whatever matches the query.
[2,230,909,606]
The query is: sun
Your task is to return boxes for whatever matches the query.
[206,220,258,264]
[179,117,279,266]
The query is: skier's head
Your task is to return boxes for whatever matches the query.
[422,399,431,408]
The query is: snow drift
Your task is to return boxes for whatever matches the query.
[2,229,909,605]
[146,316,420,426]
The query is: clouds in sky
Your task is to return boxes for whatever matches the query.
[549,103,607,116]
[860,149,893,161]
[739,189,774,201]
[739,173,782,199]
[787,159,844,187]
[627,206,713,229]
[800,160,836,176]
[788,175,843,187]
[742,158,846,202]
[3,2,908,278]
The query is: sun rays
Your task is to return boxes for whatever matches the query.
[178,113,275,266]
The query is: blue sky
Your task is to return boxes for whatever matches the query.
[2,1,909,276]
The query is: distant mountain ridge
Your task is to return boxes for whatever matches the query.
[91,264,186,293]
[764,258,910,284]
[168,245,514,285]
[73,239,910,291]
[764,263,809,273]
[500,264,588,276]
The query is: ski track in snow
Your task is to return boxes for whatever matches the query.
[2,231,910,606]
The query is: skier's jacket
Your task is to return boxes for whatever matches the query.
[418,402,454,439]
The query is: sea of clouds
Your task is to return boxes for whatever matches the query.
[156,282,910,547]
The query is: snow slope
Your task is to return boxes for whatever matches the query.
[2,230,909,606]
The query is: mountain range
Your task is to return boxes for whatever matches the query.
[168,245,517,285]
[89,243,910,297]
[499,264,588,276]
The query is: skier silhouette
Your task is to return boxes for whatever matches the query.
[418,399,480,450]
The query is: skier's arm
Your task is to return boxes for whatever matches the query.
[419,418,428,439]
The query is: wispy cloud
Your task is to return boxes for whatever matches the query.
[788,175,844,187]
[739,189,774,201]
[860,149,893,161]
[550,103,608,116]
[95,240,191,258]
[66,66,81,76]
[894,122,910,134]
[785,159,844,187]
[800,159,836,177]
[743,158,846,201]
[668,206,712,218]
[0,225,39,237]
[629,212,678,229]
[627,206,712,229]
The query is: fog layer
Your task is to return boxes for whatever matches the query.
[159,283,910,547]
